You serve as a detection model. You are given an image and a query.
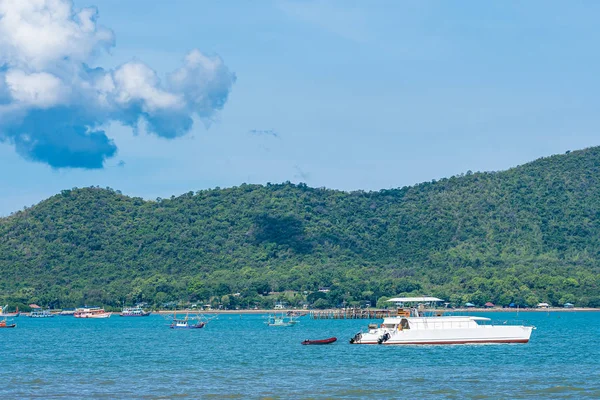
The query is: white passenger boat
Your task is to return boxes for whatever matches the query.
[120,306,151,317]
[350,297,534,345]
[29,308,55,318]
[73,307,112,318]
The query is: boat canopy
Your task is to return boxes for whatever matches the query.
[387,297,444,303]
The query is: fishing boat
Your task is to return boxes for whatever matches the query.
[120,306,151,317]
[28,308,55,318]
[286,310,308,317]
[301,337,337,345]
[0,318,16,328]
[266,314,298,327]
[350,297,535,345]
[73,307,112,318]
[167,312,212,329]
[0,305,20,317]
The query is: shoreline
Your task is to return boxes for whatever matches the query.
[151,307,599,315]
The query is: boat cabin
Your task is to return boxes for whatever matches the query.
[370,315,491,333]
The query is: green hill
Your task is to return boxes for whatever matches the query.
[1,147,600,309]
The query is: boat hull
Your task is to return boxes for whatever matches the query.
[302,337,337,345]
[0,324,16,328]
[357,338,530,345]
[0,313,20,318]
[119,313,151,317]
[170,323,205,329]
[351,325,533,345]
[74,313,112,319]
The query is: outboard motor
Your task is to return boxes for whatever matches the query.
[349,332,362,344]
[377,332,391,344]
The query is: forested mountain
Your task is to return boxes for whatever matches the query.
[1,147,600,310]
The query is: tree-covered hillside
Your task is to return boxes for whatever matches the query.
[1,147,600,309]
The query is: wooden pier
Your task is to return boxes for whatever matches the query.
[310,309,393,320]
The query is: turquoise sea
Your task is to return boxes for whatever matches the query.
[1,311,599,399]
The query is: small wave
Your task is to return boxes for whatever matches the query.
[202,394,244,399]
[525,385,586,394]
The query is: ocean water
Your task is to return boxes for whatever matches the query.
[1,311,598,399]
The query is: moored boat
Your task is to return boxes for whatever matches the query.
[0,304,20,318]
[168,313,205,329]
[120,306,151,317]
[28,308,55,318]
[350,297,535,345]
[266,314,298,327]
[165,311,216,329]
[0,318,16,328]
[74,307,112,318]
[301,337,337,345]
[170,318,205,329]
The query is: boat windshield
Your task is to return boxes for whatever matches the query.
[400,318,410,330]
[386,297,445,317]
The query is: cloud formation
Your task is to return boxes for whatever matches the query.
[0,0,236,168]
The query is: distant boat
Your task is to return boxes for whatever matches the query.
[266,314,298,327]
[0,318,16,328]
[0,305,20,318]
[120,306,151,317]
[301,337,337,345]
[28,308,55,318]
[74,307,112,319]
[286,310,308,317]
[167,312,207,329]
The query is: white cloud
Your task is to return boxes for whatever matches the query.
[5,70,68,108]
[0,0,114,71]
[169,49,236,118]
[0,0,236,168]
[114,62,184,112]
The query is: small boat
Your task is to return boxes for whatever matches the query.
[166,312,214,329]
[170,317,205,329]
[286,310,308,317]
[74,307,112,318]
[266,314,298,327]
[29,308,55,318]
[0,318,16,328]
[0,305,20,318]
[301,337,337,345]
[120,306,151,317]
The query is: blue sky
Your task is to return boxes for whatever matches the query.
[1,0,599,215]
